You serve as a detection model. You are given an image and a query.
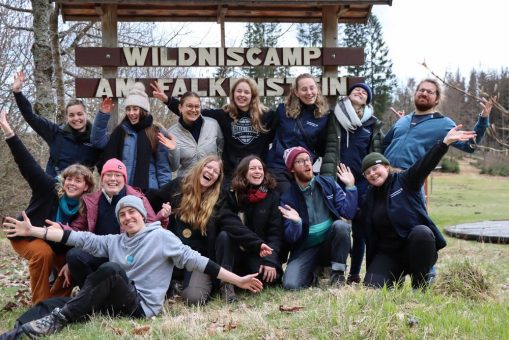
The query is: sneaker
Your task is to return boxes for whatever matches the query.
[21,307,68,338]
[329,271,346,287]
[220,283,237,303]
[347,274,361,285]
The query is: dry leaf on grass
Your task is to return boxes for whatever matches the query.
[132,325,151,335]
[2,301,18,312]
[279,305,304,313]
[207,320,237,335]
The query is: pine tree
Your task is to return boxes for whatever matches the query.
[296,23,322,77]
[341,14,396,116]
[241,23,289,107]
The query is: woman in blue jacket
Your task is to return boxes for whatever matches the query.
[266,73,330,193]
[12,71,99,177]
[359,125,474,289]
[92,82,171,191]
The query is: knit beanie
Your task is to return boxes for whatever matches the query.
[124,82,150,113]
[348,83,373,105]
[361,152,390,173]
[101,158,128,183]
[283,146,311,171]
[115,195,147,222]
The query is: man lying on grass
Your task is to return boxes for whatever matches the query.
[2,195,263,338]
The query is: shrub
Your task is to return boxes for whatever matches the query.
[433,261,493,300]
[440,157,460,173]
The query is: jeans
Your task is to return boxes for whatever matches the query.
[364,225,438,289]
[66,248,108,288]
[283,220,351,290]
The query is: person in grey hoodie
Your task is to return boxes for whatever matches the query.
[3,195,263,339]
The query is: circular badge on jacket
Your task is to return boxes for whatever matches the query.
[182,228,192,238]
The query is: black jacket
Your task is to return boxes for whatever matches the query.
[359,142,448,267]
[222,189,283,268]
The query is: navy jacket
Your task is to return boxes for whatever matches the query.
[14,92,99,177]
[280,175,357,252]
[360,141,448,267]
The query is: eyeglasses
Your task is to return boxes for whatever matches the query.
[294,158,312,166]
[184,104,201,111]
[416,88,436,95]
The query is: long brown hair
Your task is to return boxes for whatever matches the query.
[174,155,224,235]
[285,73,328,119]
[55,164,95,198]
[231,155,276,193]
[223,78,268,133]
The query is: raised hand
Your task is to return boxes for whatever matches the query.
[443,124,476,145]
[159,202,172,218]
[259,243,273,257]
[337,163,355,187]
[278,204,301,223]
[3,211,32,238]
[100,97,114,114]
[0,111,14,136]
[158,132,177,150]
[480,96,496,118]
[13,70,25,93]
[390,106,405,119]
[150,81,169,103]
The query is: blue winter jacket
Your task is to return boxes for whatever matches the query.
[14,92,100,177]
[383,111,488,169]
[280,175,357,251]
[360,141,449,267]
[91,111,172,189]
[266,103,329,170]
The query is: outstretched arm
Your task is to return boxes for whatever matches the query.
[216,269,263,293]
[4,212,64,242]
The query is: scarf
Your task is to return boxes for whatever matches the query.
[55,196,80,224]
[334,97,374,147]
[179,115,203,143]
[63,121,92,144]
[247,186,268,203]
[101,115,154,191]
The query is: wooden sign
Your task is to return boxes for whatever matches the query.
[75,77,363,98]
[75,47,364,67]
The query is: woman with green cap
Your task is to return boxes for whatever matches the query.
[359,125,474,289]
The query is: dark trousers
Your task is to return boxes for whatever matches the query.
[271,168,293,195]
[66,248,108,288]
[364,225,438,289]
[60,262,145,321]
[349,218,366,277]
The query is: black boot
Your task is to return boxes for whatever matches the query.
[21,308,68,338]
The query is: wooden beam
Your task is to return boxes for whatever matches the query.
[322,5,339,107]
[101,4,119,126]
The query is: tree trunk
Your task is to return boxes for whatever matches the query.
[50,4,65,123]
[30,0,56,119]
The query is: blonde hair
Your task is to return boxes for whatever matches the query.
[55,164,95,198]
[285,73,329,119]
[175,155,224,235]
[223,78,269,133]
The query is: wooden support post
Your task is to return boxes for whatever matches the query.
[217,6,227,48]
[100,4,119,128]
[322,5,339,108]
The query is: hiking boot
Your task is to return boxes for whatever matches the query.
[21,307,68,338]
[347,274,361,285]
[220,283,237,303]
[329,271,346,287]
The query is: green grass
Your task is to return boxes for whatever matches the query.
[1,171,509,339]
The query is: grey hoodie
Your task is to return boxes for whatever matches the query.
[66,222,209,317]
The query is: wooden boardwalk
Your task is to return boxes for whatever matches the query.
[445,221,509,244]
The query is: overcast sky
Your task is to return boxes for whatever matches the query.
[161,0,507,82]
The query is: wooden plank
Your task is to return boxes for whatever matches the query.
[445,221,509,244]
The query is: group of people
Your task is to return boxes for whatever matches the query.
[1,70,494,338]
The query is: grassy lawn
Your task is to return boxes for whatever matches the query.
[1,170,508,339]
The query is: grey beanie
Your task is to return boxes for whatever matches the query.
[115,195,147,222]
[124,82,150,113]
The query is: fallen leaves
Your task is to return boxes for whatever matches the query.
[207,320,237,335]
[279,305,304,313]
